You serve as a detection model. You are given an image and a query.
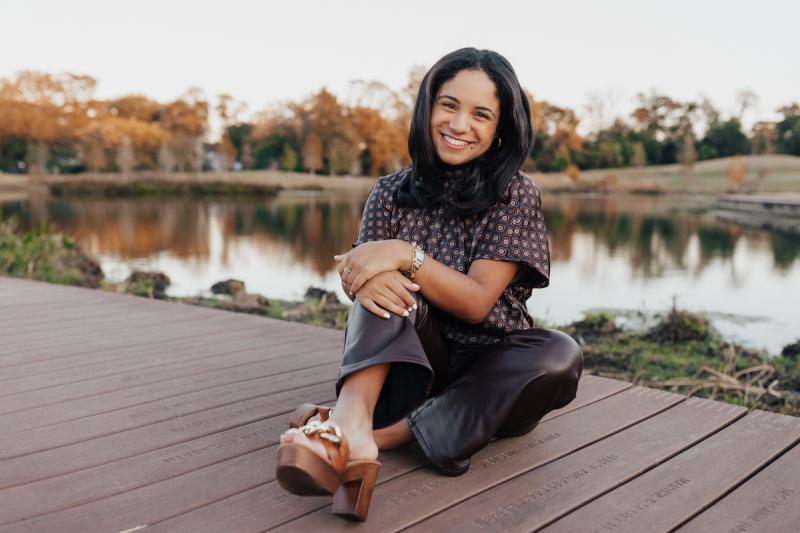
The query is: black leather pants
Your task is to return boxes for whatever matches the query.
[335,293,583,476]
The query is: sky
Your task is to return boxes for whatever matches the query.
[1,0,796,138]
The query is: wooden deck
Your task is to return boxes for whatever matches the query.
[1,276,799,532]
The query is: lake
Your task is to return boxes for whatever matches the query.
[2,189,798,355]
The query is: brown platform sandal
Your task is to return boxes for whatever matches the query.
[277,418,381,522]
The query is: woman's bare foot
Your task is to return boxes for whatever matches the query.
[279,411,379,462]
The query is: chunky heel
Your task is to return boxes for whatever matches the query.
[276,420,349,496]
[331,460,381,522]
[276,444,341,495]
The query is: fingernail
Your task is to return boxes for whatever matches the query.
[412,303,418,310]
[383,313,390,319]
[412,283,419,289]
[407,306,413,312]
[403,310,409,317]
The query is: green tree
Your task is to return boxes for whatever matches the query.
[280,143,298,171]
[699,118,749,158]
[775,103,800,155]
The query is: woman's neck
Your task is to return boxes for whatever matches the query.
[438,157,480,178]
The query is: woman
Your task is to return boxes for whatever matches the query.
[275,47,583,522]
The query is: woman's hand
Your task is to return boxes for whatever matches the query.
[335,240,411,296]
[354,271,420,319]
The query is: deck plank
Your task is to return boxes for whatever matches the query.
[0,379,337,490]
[0,328,317,397]
[0,340,341,434]
[541,411,800,532]
[676,442,800,532]
[0,389,340,526]
[0,334,335,416]
[0,357,341,461]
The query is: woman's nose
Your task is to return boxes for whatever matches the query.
[449,112,469,133]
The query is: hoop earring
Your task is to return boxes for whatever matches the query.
[494,137,502,149]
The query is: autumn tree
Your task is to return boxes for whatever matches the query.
[217,132,237,171]
[631,142,647,167]
[85,132,107,174]
[116,136,135,177]
[534,104,583,171]
[302,133,323,174]
[159,88,209,171]
[158,139,175,173]
[727,155,746,189]
[678,131,697,172]
[751,122,776,155]
[0,71,96,174]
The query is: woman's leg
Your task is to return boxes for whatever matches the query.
[405,328,583,476]
[279,363,388,460]
[373,416,414,450]
[282,293,445,459]
[493,329,584,438]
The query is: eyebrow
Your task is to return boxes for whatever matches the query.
[438,95,497,119]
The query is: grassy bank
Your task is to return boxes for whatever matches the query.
[34,170,377,197]
[0,220,102,287]
[2,223,798,417]
[48,180,284,198]
[533,154,800,194]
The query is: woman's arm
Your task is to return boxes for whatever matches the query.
[411,254,518,324]
[336,239,518,324]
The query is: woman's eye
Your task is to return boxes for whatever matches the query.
[476,112,488,119]
[443,102,456,110]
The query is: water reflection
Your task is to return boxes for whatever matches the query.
[2,191,798,353]
[543,194,798,277]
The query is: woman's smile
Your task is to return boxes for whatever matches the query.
[440,132,475,149]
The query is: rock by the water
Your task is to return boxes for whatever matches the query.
[211,279,246,296]
[224,293,270,315]
[782,340,800,359]
[125,271,171,299]
[305,286,337,302]
[58,248,104,288]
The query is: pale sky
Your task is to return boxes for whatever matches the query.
[2,0,796,138]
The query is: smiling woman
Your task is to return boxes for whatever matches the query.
[275,47,583,522]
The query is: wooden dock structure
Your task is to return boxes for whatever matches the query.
[715,194,800,234]
[1,276,799,532]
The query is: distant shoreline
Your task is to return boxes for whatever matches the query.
[2,154,800,197]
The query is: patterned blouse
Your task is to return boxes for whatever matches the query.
[353,166,551,345]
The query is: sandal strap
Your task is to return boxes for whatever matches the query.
[290,403,334,428]
[286,419,350,473]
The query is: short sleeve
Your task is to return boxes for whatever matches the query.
[352,175,396,248]
[471,174,550,288]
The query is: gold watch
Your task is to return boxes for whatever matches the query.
[407,242,425,279]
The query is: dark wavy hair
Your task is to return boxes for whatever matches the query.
[396,47,534,216]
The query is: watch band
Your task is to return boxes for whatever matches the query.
[408,242,425,279]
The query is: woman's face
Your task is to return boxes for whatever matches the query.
[429,68,500,166]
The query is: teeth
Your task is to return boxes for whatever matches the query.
[443,134,468,147]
